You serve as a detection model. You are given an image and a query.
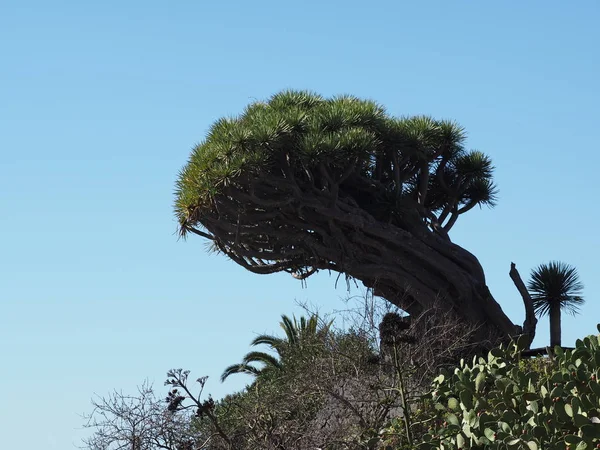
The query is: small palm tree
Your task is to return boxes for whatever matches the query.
[528,261,584,348]
[220,314,332,382]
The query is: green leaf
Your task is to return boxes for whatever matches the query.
[475,372,486,392]
[526,441,538,450]
[531,426,547,439]
[465,409,477,427]
[446,413,459,426]
[574,414,589,427]
[590,380,600,397]
[490,348,504,358]
[462,422,473,439]
[479,413,493,426]
[484,428,496,441]
[448,397,459,410]
[516,334,529,352]
[500,421,512,433]
[565,403,574,417]
[581,424,600,439]
[565,435,582,444]
[576,441,589,450]
[504,437,521,447]
[528,400,539,414]
[456,433,466,448]
[502,410,520,423]
[554,400,571,422]
[581,394,595,409]
[594,349,600,367]
[460,390,473,410]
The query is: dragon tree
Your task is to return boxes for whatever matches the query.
[174,90,522,343]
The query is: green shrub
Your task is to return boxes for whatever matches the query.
[417,327,600,450]
[193,329,385,449]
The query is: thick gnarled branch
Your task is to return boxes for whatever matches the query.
[509,262,537,349]
[183,170,517,344]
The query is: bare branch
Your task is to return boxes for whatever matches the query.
[81,381,203,450]
[509,262,537,349]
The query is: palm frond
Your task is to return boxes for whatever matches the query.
[298,315,306,329]
[250,334,283,349]
[220,363,260,382]
[280,314,299,346]
[319,318,335,336]
[305,315,318,335]
[241,351,282,370]
[221,312,332,384]
[528,261,585,317]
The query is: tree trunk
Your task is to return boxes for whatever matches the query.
[509,262,537,349]
[549,304,562,348]
[336,216,517,345]
[196,178,519,347]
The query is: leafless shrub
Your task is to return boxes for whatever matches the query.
[81,378,211,450]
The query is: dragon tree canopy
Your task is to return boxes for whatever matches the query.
[175,90,516,342]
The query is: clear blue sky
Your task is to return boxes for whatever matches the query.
[1,1,598,448]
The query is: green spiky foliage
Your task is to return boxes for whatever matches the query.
[175,91,496,235]
[175,90,516,341]
[220,314,332,382]
[528,262,585,348]
[386,328,600,450]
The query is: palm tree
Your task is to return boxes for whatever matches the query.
[220,314,332,382]
[528,261,584,348]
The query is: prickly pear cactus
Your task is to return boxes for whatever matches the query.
[420,326,600,450]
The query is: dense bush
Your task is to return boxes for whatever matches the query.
[410,327,600,450]
[193,304,477,449]
[193,329,391,449]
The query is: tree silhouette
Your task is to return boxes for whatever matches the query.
[528,261,584,347]
[175,90,518,342]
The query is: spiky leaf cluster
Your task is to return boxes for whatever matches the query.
[175,90,498,240]
[529,262,585,317]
